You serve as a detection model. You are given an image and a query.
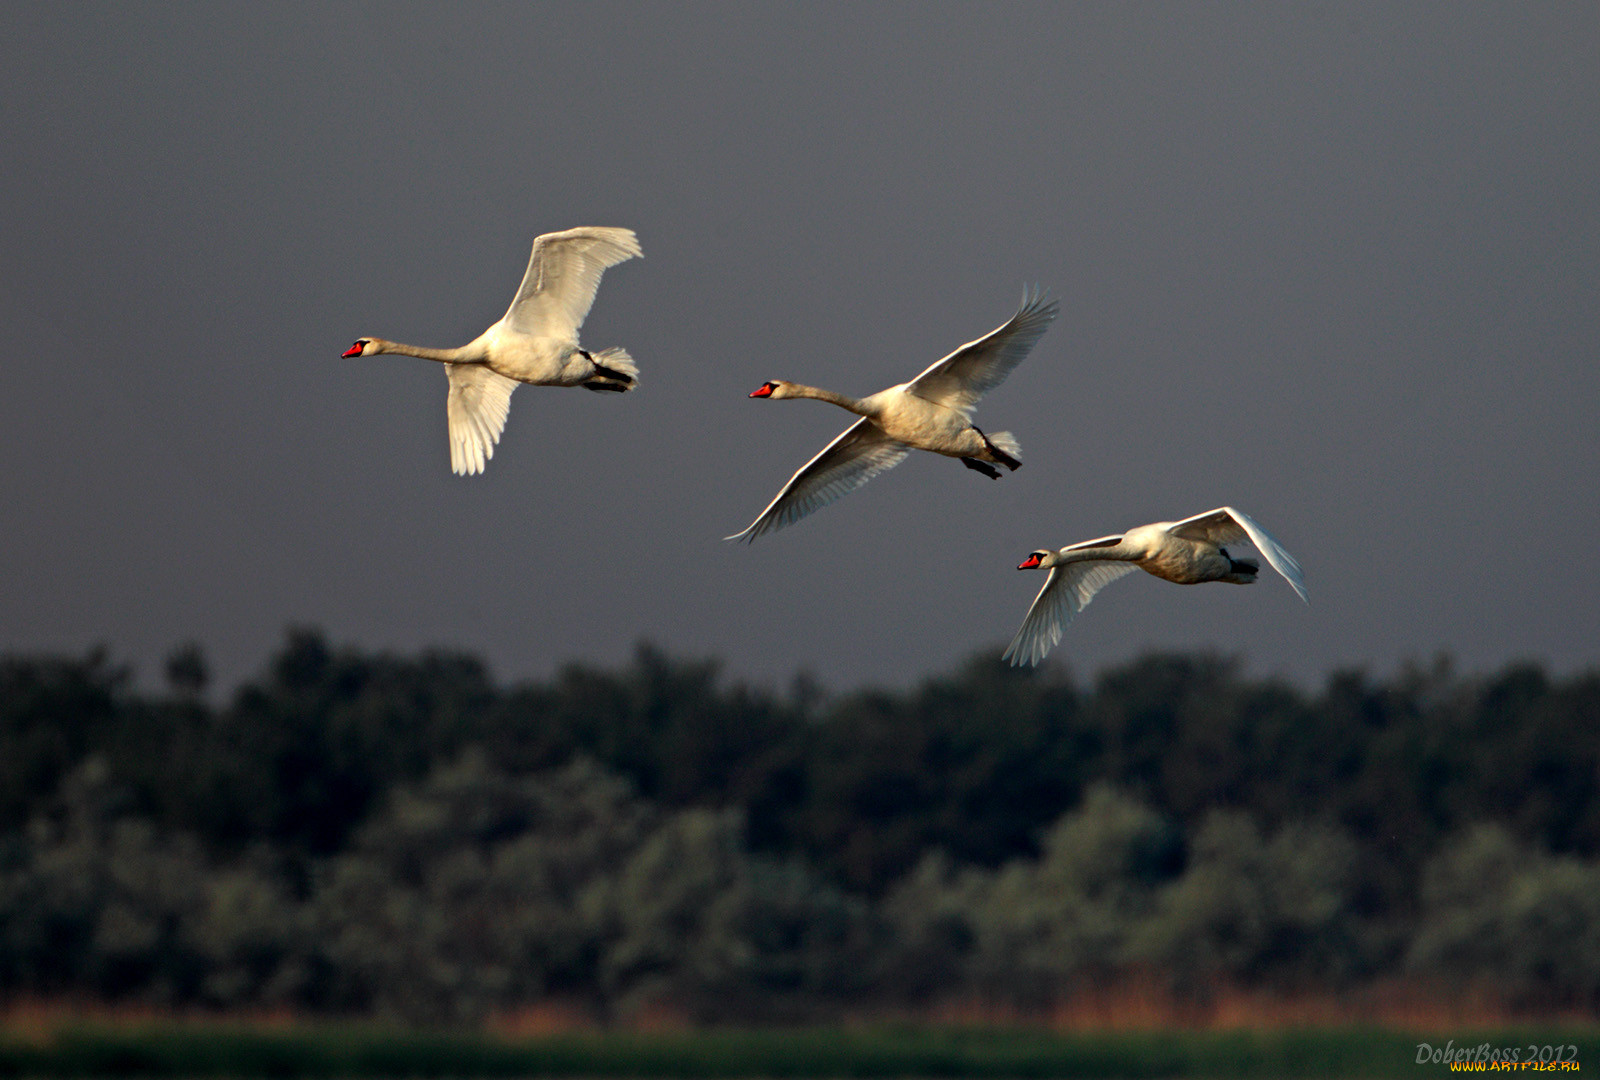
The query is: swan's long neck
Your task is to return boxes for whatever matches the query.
[371,338,478,364]
[781,383,871,415]
[1050,541,1139,567]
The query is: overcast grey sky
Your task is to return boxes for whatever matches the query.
[2,3,1595,693]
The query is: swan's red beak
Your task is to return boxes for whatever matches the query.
[749,384,773,398]
[342,344,363,358]
[1018,554,1043,570]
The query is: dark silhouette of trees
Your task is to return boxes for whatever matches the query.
[2,629,1598,1019]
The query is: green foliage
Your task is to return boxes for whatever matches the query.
[594,809,871,1020]
[1408,823,1600,1007]
[1128,812,1365,988]
[796,655,1085,892]
[0,759,213,1000]
[205,629,497,855]
[2,630,1599,1019]
[303,753,654,1021]
[485,646,807,820]
[0,651,127,830]
[963,785,1177,1004]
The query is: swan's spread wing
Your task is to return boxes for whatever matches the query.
[502,226,641,339]
[1169,507,1309,602]
[445,364,518,476]
[906,288,1059,417]
[725,419,911,542]
[1166,508,1248,546]
[1002,559,1140,667]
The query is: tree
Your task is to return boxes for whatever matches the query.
[1407,824,1600,1008]
[1128,811,1366,990]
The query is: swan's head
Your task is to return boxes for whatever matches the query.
[749,380,790,399]
[1018,550,1055,570]
[342,338,376,358]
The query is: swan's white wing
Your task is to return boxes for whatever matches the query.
[725,418,911,542]
[906,288,1059,418]
[1002,557,1140,667]
[501,226,641,339]
[445,364,518,476]
[1168,507,1308,602]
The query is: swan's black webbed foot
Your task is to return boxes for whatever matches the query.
[1217,547,1258,573]
[971,425,1021,471]
[583,380,629,393]
[961,457,1003,479]
[591,364,634,384]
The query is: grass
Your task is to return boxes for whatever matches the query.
[0,1021,1593,1078]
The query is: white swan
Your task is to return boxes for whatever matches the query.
[343,226,642,475]
[726,290,1058,542]
[1003,506,1308,667]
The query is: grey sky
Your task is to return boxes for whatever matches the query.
[2,3,1596,693]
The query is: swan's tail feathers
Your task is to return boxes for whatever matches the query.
[987,430,1022,471]
[585,346,638,391]
[598,346,638,377]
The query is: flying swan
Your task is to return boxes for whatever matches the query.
[342,226,642,475]
[727,289,1058,542]
[1003,506,1308,667]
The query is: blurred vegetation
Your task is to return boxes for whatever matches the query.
[7,1021,1592,1079]
[1,631,1598,1022]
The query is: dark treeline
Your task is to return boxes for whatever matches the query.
[2,630,1598,1022]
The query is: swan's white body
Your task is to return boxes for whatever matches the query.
[344,226,641,475]
[1003,506,1308,667]
[727,290,1058,542]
